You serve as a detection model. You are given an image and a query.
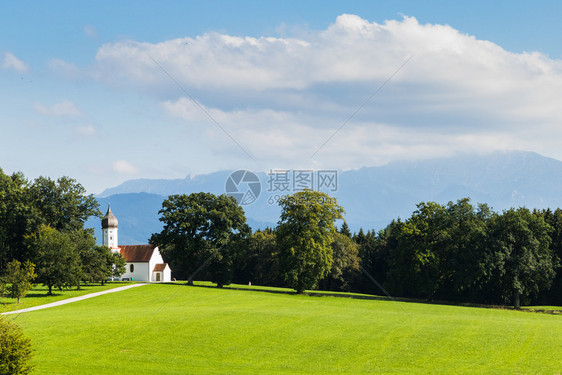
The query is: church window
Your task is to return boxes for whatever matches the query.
[130,264,134,272]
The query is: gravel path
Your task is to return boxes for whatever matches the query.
[1,283,147,315]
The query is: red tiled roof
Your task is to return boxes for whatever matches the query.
[119,245,155,262]
[153,263,167,272]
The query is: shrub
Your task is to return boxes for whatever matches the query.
[0,317,34,375]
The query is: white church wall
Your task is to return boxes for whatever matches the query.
[163,265,171,282]
[148,247,165,282]
[121,262,150,282]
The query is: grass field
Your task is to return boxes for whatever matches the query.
[0,281,135,313]
[9,282,562,374]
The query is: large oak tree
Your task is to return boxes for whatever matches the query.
[150,193,250,287]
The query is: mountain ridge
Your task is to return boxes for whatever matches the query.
[87,151,562,244]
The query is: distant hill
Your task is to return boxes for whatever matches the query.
[87,151,562,244]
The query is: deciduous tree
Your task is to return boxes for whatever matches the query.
[238,228,280,286]
[150,193,250,287]
[386,202,448,299]
[28,176,100,232]
[0,170,33,269]
[277,191,344,293]
[26,226,80,295]
[1,260,36,303]
[485,208,555,308]
[322,232,360,291]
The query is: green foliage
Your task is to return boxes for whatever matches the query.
[0,170,34,269]
[111,251,126,280]
[1,260,36,303]
[339,222,351,237]
[384,199,493,302]
[0,317,34,375]
[277,191,344,293]
[238,229,280,286]
[28,176,100,232]
[81,245,112,285]
[356,223,398,295]
[150,192,250,286]
[437,199,490,302]
[485,208,555,308]
[533,208,562,305]
[0,169,100,276]
[386,201,448,298]
[321,232,360,291]
[26,226,80,295]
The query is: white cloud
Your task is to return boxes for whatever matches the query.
[112,160,139,174]
[2,52,28,73]
[53,14,562,169]
[75,125,96,136]
[163,97,512,171]
[84,25,98,38]
[48,58,81,78]
[34,100,85,118]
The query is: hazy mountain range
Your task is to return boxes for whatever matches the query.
[85,151,562,245]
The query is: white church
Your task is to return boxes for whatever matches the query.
[102,204,172,282]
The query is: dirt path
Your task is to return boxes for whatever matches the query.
[1,283,147,315]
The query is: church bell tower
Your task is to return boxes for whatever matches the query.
[101,204,119,252]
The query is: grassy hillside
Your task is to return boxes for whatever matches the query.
[12,283,562,374]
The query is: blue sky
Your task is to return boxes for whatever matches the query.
[2,1,562,194]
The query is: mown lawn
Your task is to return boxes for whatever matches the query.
[12,282,562,374]
[0,281,135,313]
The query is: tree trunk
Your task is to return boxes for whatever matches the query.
[187,280,194,286]
[217,283,223,288]
[48,284,53,295]
[513,289,521,309]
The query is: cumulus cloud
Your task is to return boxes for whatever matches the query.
[54,14,562,169]
[2,52,28,72]
[34,100,85,118]
[112,160,139,174]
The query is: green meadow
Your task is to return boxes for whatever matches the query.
[9,283,562,374]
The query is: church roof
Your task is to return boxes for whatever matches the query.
[153,263,168,272]
[119,245,155,262]
[101,204,118,229]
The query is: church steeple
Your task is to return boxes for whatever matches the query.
[102,204,119,251]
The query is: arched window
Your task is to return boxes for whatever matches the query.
[130,264,134,273]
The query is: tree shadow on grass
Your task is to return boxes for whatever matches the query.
[175,282,562,315]
[182,282,397,302]
[24,293,63,298]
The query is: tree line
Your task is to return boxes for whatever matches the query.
[0,169,125,300]
[152,193,561,308]
[354,199,561,308]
